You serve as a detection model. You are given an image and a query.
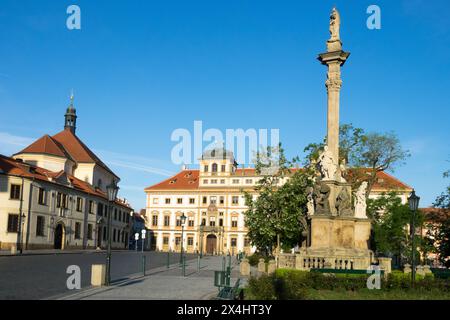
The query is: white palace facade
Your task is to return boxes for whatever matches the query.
[145,149,412,255]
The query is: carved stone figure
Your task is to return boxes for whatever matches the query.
[329,7,341,41]
[313,181,331,215]
[354,181,368,218]
[339,159,347,183]
[336,187,352,217]
[317,146,337,181]
[306,186,315,216]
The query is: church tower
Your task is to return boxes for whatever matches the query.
[64,92,77,134]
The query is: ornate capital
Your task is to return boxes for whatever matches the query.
[325,79,342,91]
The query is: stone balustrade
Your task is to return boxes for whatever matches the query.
[279,251,372,271]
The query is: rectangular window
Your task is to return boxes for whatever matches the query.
[7,214,19,232]
[177,198,183,204]
[57,193,67,208]
[201,218,206,226]
[36,216,45,237]
[219,196,224,205]
[204,165,208,172]
[113,229,116,242]
[89,200,94,214]
[202,196,207,204]
[165,198,171,204]
[187,237,194,246]
[164,216,170,226]
[231,238,237,247]
[219,218,223,227]
[210,179,217,184]
[103,226,107,241]
[87,224,93,240]
[10,184,21,200]
[163,237,169,245]
[221,165,226,172]
[38,188,46,205]
[231,216,238,228]
[203,179,208,184]
[220,179,225,184]
[175,237,181,245]
[114,209,117,220]
[76,197,83,212]
[209,216,216,227]
[232,179,240,184]
[189,198,195,204]
[232,196,239,205]
[210,196,217,204]
[152,215,158,226]
[244,238,251,247]
[97,203,103,216]
[126,213,130,223]
[75,222,81,239]
[245,179,253,184]
[188,217,194,227]
[153,198,159,204]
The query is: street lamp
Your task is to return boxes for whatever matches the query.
[179,213,187,265]
[408,189,420,288]
[105,180,119,286]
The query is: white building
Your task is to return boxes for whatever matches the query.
[0,97,133,251]
[145,148,412,255]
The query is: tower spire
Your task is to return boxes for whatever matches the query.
[64,90,77,134]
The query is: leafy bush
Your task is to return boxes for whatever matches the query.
[247,268,450,300]
[247,253,273,266]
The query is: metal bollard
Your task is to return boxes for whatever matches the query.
[197,255,200,272]
[142,255,146,276]
[167,251,170,269]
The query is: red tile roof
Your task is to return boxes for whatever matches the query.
[144,168,411,191]
[16,128,117,178]
[0,154,130,209]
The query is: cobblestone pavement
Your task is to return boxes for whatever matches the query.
[55,255,243,300]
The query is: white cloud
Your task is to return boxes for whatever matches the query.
[0,132,35,155]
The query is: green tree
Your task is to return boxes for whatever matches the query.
[367,192,424,266]
[429,169,450,266]
[243,144,312,255]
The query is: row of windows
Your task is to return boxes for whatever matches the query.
[6,214,94,239]
[9,184,129,222]
[159,236,250,247]
[203,178,254,185]
[153,196,242,206]
[203,163,227,173]
[101,226,129,244]
[152,215,240,228]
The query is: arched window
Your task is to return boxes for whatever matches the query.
[212,163,218,173]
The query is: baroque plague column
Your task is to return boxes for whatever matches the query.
[291,8,373,270]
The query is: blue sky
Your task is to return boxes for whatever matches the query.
[0,0,449,209]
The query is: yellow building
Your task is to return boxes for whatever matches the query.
[0,97,133,251]
[144,148,412,255]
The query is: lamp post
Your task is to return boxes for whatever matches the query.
[408,189,420,288]
[105,180,119,286]
[179,213,187,265]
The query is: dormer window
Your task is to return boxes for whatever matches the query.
[212,163,218,173]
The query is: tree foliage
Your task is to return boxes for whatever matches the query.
[243,144,312,255]
[367,192,424,265]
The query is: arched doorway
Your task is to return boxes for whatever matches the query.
[54,224,65,250]
[206,234,217,255]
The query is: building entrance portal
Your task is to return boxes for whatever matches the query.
[206,234,217,255]
[54,224,65,250]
